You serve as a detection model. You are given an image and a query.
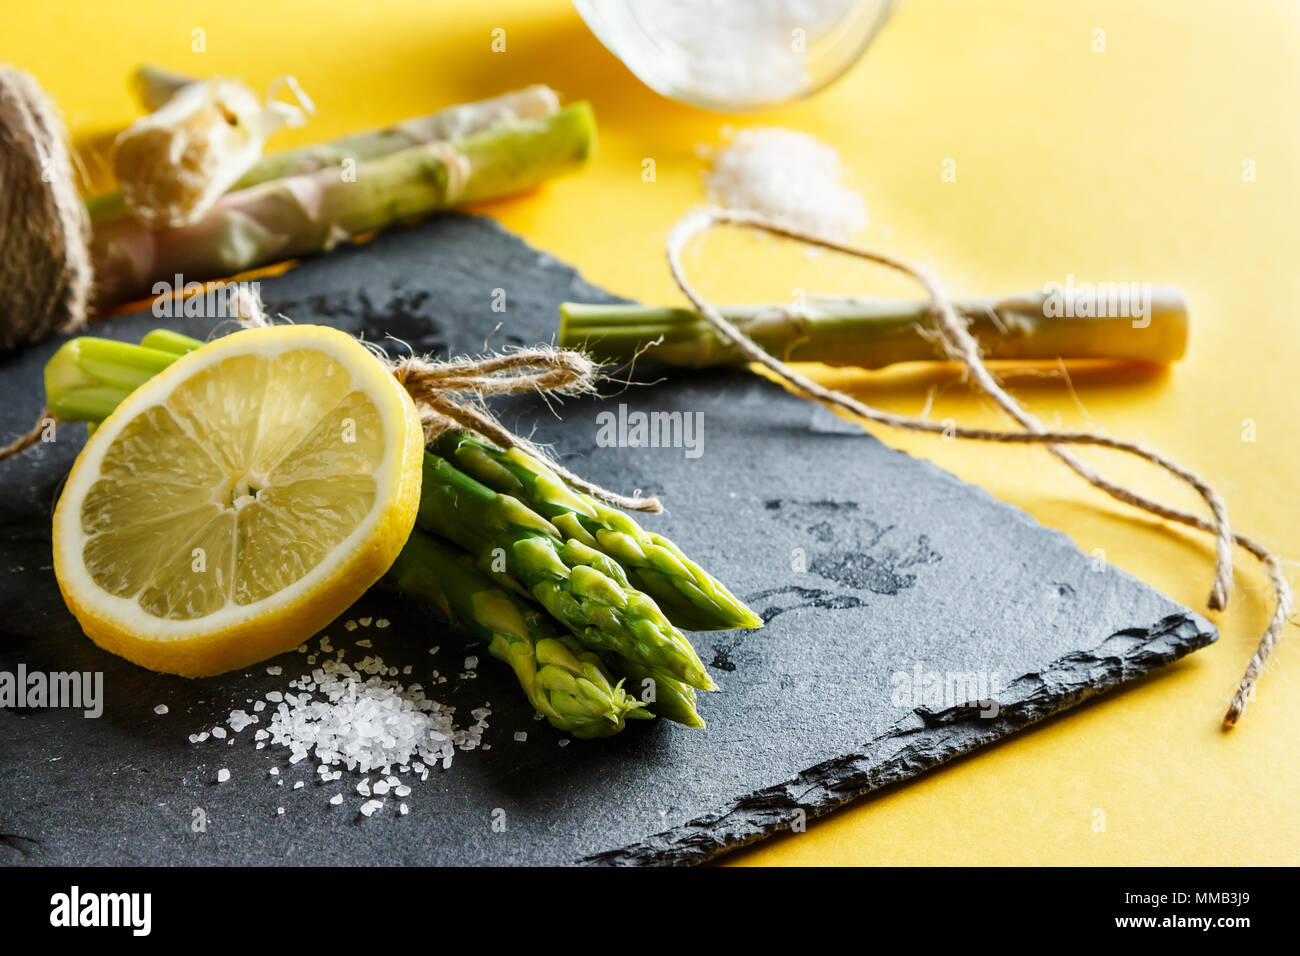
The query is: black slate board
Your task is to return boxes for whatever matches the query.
[0,215,1214,866]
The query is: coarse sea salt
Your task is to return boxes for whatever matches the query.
[265,653,489,778]
[190,645,490,817]
[705,126,868,240]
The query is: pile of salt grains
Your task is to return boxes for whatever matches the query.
[189,617,492,818]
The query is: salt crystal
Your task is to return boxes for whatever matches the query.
[153,704,168,716]
[514,732,527,743]
[329,794,343,805]
[217,768,231,783]
[266,665,282,676]
[211,726,227,739]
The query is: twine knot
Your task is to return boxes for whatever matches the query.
[232,288,661,514]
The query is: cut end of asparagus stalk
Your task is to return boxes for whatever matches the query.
[44,337,179,421]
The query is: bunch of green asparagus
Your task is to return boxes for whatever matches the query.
[44,330,761,737]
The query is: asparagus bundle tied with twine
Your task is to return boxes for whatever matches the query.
[27,310,732,730]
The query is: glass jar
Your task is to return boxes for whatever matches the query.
[574,0,896,112]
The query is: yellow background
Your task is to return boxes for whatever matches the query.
[4,0,1297,864]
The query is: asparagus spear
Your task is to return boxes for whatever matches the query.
[609,658,705,729]
[90,102,596,307]
[431,429,761,631]
[558,287,1189,369]
[88,78,563,223]
[388,528,648,738]
[387,530,700,729]
[43,330,715,726]
[417,452,717,692]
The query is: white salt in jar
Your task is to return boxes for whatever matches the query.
[574,0,895,111]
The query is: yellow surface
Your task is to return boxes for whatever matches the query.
[4,0,1297,864]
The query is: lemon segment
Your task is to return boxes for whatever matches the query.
[52,325,424,677]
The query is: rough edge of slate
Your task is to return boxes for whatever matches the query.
[582,614,1212,865]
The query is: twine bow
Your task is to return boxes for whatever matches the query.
[231,290,661,513]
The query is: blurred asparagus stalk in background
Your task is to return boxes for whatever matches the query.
[88,71,564,222]
[559,286,1189,370]
[84,69,594,309]
[91,101,595,307]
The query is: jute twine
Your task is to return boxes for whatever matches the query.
[666,206,1293,728]
[0,67,91,351]
[229,291,660,512]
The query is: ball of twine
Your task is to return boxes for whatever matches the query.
[0,66,92,351]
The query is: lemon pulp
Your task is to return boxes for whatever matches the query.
[53,326,424,676]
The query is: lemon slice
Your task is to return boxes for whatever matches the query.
[53,325,424,677]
